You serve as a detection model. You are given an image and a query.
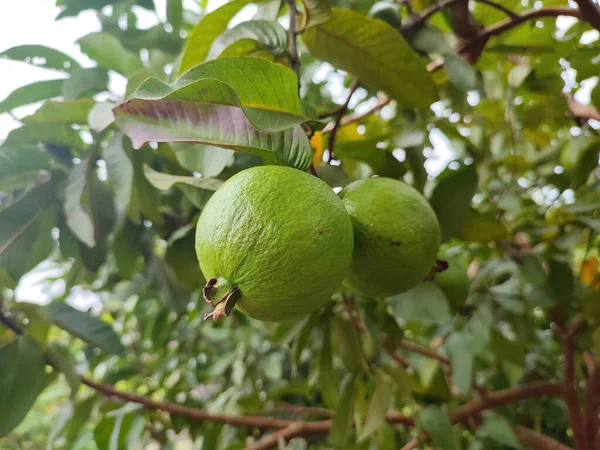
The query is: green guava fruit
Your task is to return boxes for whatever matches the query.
[339,177,440,298]
[368,1,402,29]
[195,165,354,322]
[435,260,470,311]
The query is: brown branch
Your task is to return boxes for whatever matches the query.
[402,0,462,32]
[515,426,575,450]
[275,402,334,418]
[585,353,600,449]
[451,381,563,423]
[399,438,419,450]
[245,420,332,450]
[0,311,24,336]
[560,325,588,450]
[285,0,300,90]
[384,347,411,368]
[399,339,451,366]
[327,79,360,162]
[574,0,600,32]
[81,377,294,430]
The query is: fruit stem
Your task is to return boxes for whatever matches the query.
[202,277,240,321]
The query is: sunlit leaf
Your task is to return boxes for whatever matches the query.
[0,80,64,114]
[304,8,437,107]
[206,20,288,60]
[78,32,144,76]
[21,99,95,124]
[0,45,81,73]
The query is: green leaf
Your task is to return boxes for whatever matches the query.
[143,165,224,191]
[166,0,183,31]
[0,145,54,190]
[0,79,64,114]
[490,327,525,367]
[329,374,357,448]
[445,332,473,395]
[47,342,81,395]
[390,282,451,324]
[319,318,338,408]
[477,412,521,448]
[0,336,52,437]
[114,102,312,170]
[103,134,134,223]
[180,0,255,72]
[0,183,56,287]
[444,53,478,92]
[301,0,331,27]
[21,99,95,124]
[64,397,96,442]
[548,259,573,313]
[94,406,137,450]
[458,208,507,242]
[44,302,125,356]
[64,157,98,247]
[206,20,288,60]
[420,405,457,450]
[171,143,234,177]
[303,8,437,107]
[430,164,478,242]
[62,68,109,100]
[358,369,393,442]
[121,57,306,133]
[78,32,144,76]
[2,124,86,150]
[0,45,82,73]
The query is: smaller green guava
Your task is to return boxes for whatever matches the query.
[368,1,402,29]
[340,177,441,298]
[435,259,470,312]
[195,165,354,322]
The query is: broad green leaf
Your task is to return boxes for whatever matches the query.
[47,342,81,395]
[420,405,457,450]
[303,8,437,107]
[0,145,53,190]
[62,68,110,100]
[301,0,332,27]
[548,259,574,313]
[0,79,64,114]
[217,39,277,60]
[0,336,52,437]
[329,374,356,448]
[458,208,507,242]
[445,332,473,395]
[103,134,134,223]
[180,0,255,72]
[254,0,281,20]
[390,282,451,323]
[64,397,96,442]
[143,165,224,191]
[114,101,313,170]
[64,157,98,247]
[319,318,338,408]
[123,57,306,133]
[444,53,478,92]
[477,412,521,448]
[44,302,125,356]
[3,124,86,150]
[171,143,234,177]
[21,99,95,124]
[78,33,144,76]
[206,20,288,60]
[358,369,393,442]
[490,327,525,367]
[94,407,137,450]
[0,45,81,73]
[0,184,56,288]
[430,164,478,242]
[561,141,600,188]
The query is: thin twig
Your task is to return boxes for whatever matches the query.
[584,353,600,449]
[476,0,519,18]
[574,0,600,32]
[0,312,24,336]
[560,326,587,450]
[515,426,576,450]
[384,347,411,368]
[327,79,360,162]
[245,420,332,450]
[285,0,300,92]
[399,438,419,450]
[399,339,451,366]
[402,0,463,32]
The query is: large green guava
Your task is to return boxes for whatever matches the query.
[340,177,440,297]
[196,166,354,322]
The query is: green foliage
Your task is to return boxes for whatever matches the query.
[1,0,599,449]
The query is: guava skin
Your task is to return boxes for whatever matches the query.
[196,165,354,322]
[340,177,441,298]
